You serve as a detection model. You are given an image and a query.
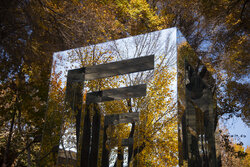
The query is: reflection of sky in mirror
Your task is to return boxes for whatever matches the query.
[52,27,179,154]
[52,27,178,88]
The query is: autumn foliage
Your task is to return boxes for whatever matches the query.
[0,0,249,166]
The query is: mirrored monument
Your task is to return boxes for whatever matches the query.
[40,27,219,166]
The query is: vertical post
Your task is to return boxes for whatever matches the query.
[80,105,91,167]
[101,123,110,167]
[74,82,84,150]
[116,146,123,167]
[89,103,101,167]
[65,68,85,149]
[65,67,85,166]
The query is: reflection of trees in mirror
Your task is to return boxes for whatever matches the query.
[178,42,218,166]
[39,60,67,166]
[60,33,178,166]
[185,61,207,100]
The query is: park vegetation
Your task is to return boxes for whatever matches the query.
[0,0,249,166]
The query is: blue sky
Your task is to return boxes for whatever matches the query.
[225,116,250,149]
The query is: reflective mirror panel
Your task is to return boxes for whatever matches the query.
[41,27,218,166]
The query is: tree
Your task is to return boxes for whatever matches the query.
[0,0,126,166]
[216,126,249,167]
[1,0,248,166]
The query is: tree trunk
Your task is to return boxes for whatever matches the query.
[101,125,109,167]
[80,105,91,167]
[2,110,16,167]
